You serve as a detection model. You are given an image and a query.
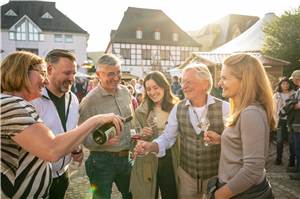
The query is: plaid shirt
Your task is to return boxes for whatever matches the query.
[177,98,224,179]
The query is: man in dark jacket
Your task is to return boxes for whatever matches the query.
[286,70,300,180]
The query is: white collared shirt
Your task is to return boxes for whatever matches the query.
[153,95,230,157]
[31,88,80,177]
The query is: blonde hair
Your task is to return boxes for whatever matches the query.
[223,53,275,129]
[1,51,45,92]
[183,63,213,93]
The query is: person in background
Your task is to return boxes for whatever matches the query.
[130,79,137,94]
[284,70,300,180]
[87,78,99,93]
[130,71,179,199]
[0,51,123,199]
[273,77,295,166]
[31,49,83,199]
[134,64,229,199]
[79,54,134,199]
[127,84,138,110]
[135,78,144,95]
[74,77,88,102]
[205,53,275,198]
[171,75,182,98]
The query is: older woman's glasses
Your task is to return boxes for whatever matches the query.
[30,68,48,79]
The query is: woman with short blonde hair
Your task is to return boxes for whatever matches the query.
[1,51,45,93]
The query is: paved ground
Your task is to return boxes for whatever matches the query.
[65,142,300,199]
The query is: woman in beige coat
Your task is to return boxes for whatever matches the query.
[130,71,179,199]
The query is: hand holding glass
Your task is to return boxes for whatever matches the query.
[129,127,144,162]
[199,117,210,146]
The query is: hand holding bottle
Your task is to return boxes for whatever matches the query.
[92,114,132,145]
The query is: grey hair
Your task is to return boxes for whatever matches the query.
[183,63,213,93]
[96,54,122,71]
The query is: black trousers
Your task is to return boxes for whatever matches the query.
[155,149,178,199]
[276,119,295,163]
[49,171,69,199]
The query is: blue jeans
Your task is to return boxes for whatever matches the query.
[85,151,132,199]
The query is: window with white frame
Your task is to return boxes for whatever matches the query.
[28,22,39,41]
[65,34,73,43]
[142,49,151,60]
[120,48,131,59]
[154,31,160,40]
[160,50,170,60]
[16,22,26,40]
[12,18,43,41]
[54,34,63,42]
[172,33,178,42]
[9,31,15,40]
[136,29,143,39]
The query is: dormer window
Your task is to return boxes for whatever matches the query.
[154,30,160,40]
[172,33,178,42]
[136,28,143,39]
[5,9,17,16]
[41,12,53,19]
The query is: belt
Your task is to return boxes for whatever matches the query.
[91,150,129,157]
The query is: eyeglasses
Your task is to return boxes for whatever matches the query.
[101,71,121,78]
[30,68,48,79]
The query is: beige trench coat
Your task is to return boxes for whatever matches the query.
[129,102,180,199]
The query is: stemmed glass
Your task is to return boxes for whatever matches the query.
[129,127,144,165]
[199,117,210,146]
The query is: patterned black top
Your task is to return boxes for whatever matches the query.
[1,94,52,199]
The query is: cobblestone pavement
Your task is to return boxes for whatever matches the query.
[66,143,300,199]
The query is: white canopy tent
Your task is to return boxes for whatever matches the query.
[212,13,276,53]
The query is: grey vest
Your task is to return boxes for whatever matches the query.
[177,98,224,179]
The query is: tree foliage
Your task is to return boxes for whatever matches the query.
[262,7,300,75]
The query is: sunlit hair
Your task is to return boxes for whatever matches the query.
[275,76,294,93]
[223,53,275,129]
[1,51,45,92]
[45,49,76,64]
[143,71,179,113]
[96,54,122,71]
[183,63,213,93]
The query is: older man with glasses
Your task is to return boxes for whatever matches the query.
[79,54,134,199]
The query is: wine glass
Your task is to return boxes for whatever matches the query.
[199,117,210,146]
[129,127,144,165]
